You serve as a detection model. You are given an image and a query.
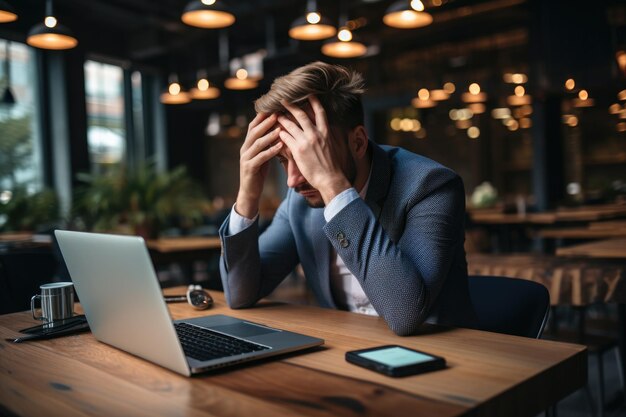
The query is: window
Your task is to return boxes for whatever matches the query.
[84,60,126,174]
[0,39,42,193]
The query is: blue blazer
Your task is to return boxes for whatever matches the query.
[220,141,476,335]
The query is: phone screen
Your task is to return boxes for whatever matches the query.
[357,346,435,367]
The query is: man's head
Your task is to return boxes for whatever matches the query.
[255,61,365,132]
[255,62,369,208]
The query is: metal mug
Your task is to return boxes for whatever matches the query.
[30,282,75,322]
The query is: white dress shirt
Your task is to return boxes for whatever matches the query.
[228,175,378,316]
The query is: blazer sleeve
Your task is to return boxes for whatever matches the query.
[323,175,466,336]
[219,194,300,308]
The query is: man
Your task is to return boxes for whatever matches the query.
[219,61,476,335]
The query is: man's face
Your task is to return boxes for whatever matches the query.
[274,105,356,208]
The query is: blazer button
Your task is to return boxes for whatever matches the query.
[339,238,349,248]
[337,232,345,240]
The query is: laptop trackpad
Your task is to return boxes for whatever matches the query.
[212,322,279,338]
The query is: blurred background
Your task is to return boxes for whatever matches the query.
[0,1,625,415]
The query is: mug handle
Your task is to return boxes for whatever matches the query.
[31,295,44,321]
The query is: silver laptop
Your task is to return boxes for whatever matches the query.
[54,230,324,376]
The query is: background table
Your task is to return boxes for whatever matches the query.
[0,290,586,417]
[146,237,222,285]
[556,238,626,259]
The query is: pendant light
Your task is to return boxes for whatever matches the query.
[0,1,17,23]
[181,0,235,29]
[383,0,432,29]
[289,0,336,41]
[2,41,15,105]
[411,88,436,108]
[224,68,257,90]
[160,74,191,105]
[27,0,78,50]
[461,82,487,103]
[321,16,367,59]
[190,70,220,100]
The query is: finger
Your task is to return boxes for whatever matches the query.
[278,129,297,150]
[242,114,277,152]
[242,127,281,160]
[248,141,283,167]
[247,112,269,133]
[277,115,303,140]
[308,95,329,136]
[281,100,315,132]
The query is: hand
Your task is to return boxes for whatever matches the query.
[277,96,351,205]
[236,113,283,219]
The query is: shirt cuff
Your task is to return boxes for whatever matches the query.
[323,188,359,222]
[228,204,258,235]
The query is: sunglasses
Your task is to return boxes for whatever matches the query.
[164,285,213,310]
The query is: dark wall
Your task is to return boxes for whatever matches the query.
[165,107,210,186]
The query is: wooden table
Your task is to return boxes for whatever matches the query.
[146,237,222,284]
[146,237,221,253]
[0,290,586,417]
[469,204,626,226]
[540,228,626,239]
[556,238,626,259]
[468,204,626,252]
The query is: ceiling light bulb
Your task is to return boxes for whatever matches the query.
[400,10,414,21]
[578,89,588,100]
[197,78,209,91]
[45,16,57,28]
[511,73,527,84]
[467,126,480,139]
[411,0,425,12]
[515,86,525,97]
[565,78,575,90]
[169,83,181,95]
[236,69,248,80]
[338,28,352,42]
[418,88,429,100]
[469,83,480,95]
[443,82,455,94]
[306,12,321,24]
[201,0,216,4]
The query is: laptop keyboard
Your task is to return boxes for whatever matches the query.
[174,322,269,362]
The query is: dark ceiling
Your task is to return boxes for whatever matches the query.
[4,0,530,77]
[2,0,623,106]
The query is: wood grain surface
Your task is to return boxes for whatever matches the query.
[556,238,626,259]
[0,289,587,417]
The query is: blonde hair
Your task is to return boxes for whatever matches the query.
[254,61,365,129]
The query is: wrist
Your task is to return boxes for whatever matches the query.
[319,178,351,206]
[235,191,260,219]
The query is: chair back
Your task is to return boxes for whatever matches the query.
[468,275,550,338]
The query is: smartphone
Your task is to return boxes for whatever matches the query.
[19,314,88,335]
[345,345,446,377]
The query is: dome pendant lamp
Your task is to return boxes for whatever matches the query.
[383,0,433,29]
[0,1,17,23]
[224,68,258,90]
[190,70,220,100]
[160,74,191,105]
[27,0,78,50]
[181,0,235,29]
[289,0,336,41]
[322,23,366,59]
